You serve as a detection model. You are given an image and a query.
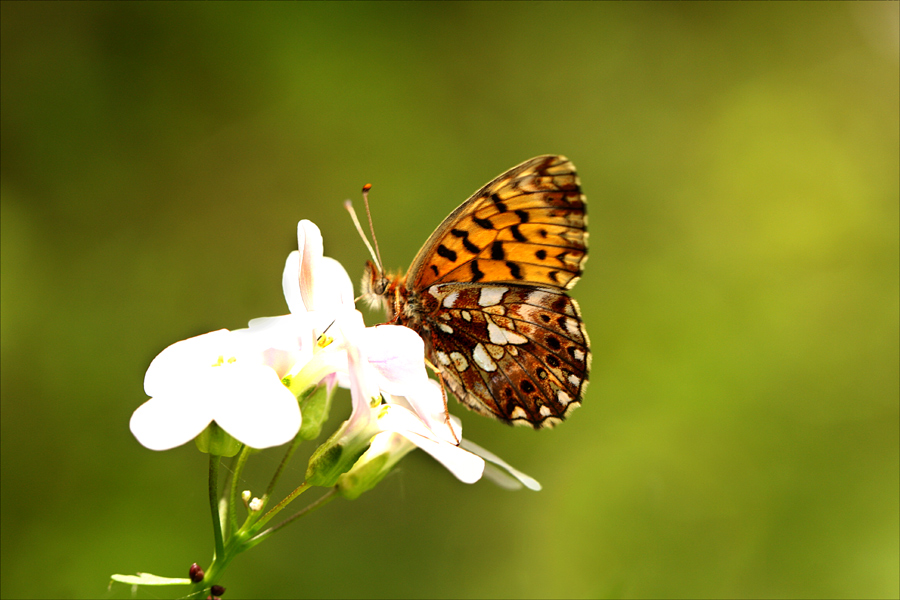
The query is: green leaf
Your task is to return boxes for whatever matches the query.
[110,572,192,586]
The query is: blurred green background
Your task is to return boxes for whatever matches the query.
[1,2,897,598]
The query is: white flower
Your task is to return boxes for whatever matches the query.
[130,328,303,451]
[275,221,457,440]
[286,247,541,494]
[129,220,348,453]
[320,317,485,493]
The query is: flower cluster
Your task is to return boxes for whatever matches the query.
[117,219,545,596]
[130,220,539,495]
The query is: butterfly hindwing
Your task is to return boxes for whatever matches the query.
[423,283,590,427]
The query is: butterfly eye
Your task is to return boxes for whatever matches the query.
[374,276,389,296]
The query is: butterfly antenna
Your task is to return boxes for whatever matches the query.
[344,192,382,272]
[362,183,386,274]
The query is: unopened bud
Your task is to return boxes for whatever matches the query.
[189,562,204,583]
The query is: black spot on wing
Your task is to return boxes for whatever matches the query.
[490,192,508,213]
[473,216,494,230]
[437,244,457,262]
[450,228,480,254]
[491,241,505,260]
[506,261,523,280]
[470,260,485,282]
[510,225,527,243]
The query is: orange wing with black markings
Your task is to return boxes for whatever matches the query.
[407,155,587,292]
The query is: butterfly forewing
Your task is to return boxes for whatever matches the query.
[365,154,589,428]
[408,155,587,292]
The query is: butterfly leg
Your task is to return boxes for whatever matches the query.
[424,358,460,445]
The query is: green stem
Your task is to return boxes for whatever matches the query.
[195,486,338,593]
[227,446,252,536]
[264,426,307,503]
[208,455,225,561]
[252,481,310,531]
[245,487,338,550]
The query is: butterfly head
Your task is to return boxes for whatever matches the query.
[360,259,391,311]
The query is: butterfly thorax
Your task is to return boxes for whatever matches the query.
[361,259,446,340]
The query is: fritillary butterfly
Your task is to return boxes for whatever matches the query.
[362,155,590,428]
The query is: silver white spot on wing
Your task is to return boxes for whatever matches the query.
[472,343,497,372]
[449,352,469,372]
[478,286,508,307]
[442,290,460,309]
[487,321,528,345]
[542,416,562,428]
[438,323,454,334]
[526,290,553,306]
[510,406,528,420]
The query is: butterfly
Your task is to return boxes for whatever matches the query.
[361,155,589,428]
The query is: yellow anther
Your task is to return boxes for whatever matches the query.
[211,355,238,367]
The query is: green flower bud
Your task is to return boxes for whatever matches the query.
[337,432,415,500]
[297,385,332,441]
[306,418,377,487]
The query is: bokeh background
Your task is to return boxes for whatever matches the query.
[1,2,897,599]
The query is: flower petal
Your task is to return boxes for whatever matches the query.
[242,314,314,377]
[313,257,355,309]
[379,406,484,483]
[144,330,231,397]
[212,365,302,449]
[297,220,324,312]
[130,392,213,451]
[401,380,459,445]
[363,325,428,394]
[459,438,541,491]
[281,251,304,315]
